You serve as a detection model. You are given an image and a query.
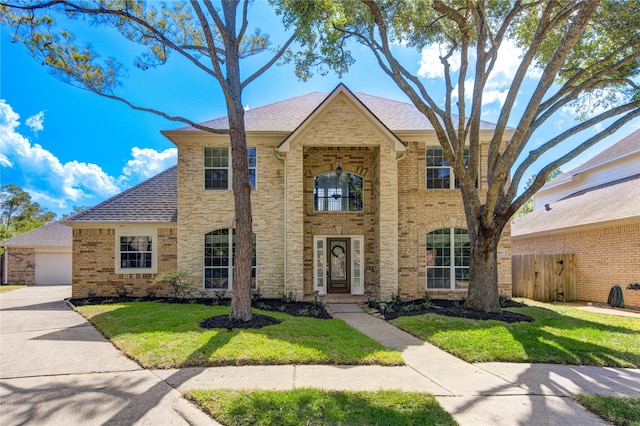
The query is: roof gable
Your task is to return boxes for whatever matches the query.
[66,166,177,223]
[276,84,406,153]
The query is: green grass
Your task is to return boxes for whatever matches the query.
[0,285,27,293]
[76,302,403,368]
[574,394,640,426]
[186,388,458,426]
[390,300,640,367]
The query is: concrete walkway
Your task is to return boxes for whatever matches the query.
[2,287,639,425]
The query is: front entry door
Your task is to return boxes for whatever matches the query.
[327,238,350,293]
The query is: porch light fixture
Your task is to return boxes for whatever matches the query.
[332,163,343,199]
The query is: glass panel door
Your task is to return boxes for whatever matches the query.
[327,238,350,293]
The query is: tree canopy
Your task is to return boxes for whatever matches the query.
[0,183,56,240]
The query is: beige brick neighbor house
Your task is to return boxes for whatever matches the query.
[512,129,640,308]
[66,84,513,301]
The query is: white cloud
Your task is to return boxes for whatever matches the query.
[122,147,177,180]
[0,99,176,214]
[417,44,461,79]
[25,111,45,133]
[420,40,542,108]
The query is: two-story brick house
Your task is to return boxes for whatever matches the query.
[66,84,513,301]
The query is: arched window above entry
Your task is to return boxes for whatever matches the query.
[314,171,363,212]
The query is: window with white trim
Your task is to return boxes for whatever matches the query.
[426,228,470,290]
[426,147,474,189]
[204,147,256,190]
[115,227,157,273]
[204,228,256,290]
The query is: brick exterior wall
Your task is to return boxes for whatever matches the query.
[71,227,177,298]
[176,133,286,299]
[396,140,512,300]
[513,221,640,308]
[5,248,35,285]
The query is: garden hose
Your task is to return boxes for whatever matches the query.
[607,285,624,308]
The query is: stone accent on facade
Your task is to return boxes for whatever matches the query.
[513,221,640,308]
[4,248,35,285]
[71,226,177,298]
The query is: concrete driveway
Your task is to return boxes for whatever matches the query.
[0,285,212,425]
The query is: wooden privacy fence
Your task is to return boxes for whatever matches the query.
[512,254,576,302]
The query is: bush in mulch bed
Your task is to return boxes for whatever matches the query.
[376,298,533,324]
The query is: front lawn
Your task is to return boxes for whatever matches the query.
[75,302,403,368]
[186,388,458,426]
[390,300,640,367]
[574,394,640,426]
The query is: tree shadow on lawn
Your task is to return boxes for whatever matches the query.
[78,302,400,368]
[393,304,640,367]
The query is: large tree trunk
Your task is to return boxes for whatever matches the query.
[228,101,253,322]
[464,225,502,313]
[224,2,253,322]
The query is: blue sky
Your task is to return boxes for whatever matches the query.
[1,2,638,218]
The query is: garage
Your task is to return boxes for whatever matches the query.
[1,222,72,286]
[35,252,72,285]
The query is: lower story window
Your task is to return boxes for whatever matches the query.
[204,228,256,290]
[426,228,470,290]
[119,236,152,269]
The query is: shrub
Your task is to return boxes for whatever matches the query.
[153,269,197,300]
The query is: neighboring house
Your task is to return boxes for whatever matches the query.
[1,221,72,285]
[65,84,513,301]
[512,129,640,308]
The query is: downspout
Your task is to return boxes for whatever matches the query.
[276,149,287,297]
[3,248,6,284]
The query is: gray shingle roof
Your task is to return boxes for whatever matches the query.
[66,166,177,223]
[171,86,499,133]
[1,221,71,248]
[512,174,640,237]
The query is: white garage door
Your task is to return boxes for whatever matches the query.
[35,252,72,285]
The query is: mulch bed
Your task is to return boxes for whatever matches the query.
[380,298,533,323]
[199,314,282,330]
[68,296,532,328]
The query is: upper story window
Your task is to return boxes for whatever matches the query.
[204,147,256,190]
[314,171,364,212]
[426,228,470,290]
[426,147,471,189]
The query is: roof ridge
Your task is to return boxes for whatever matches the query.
[68,165,177,222]
[559,173,640,202]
